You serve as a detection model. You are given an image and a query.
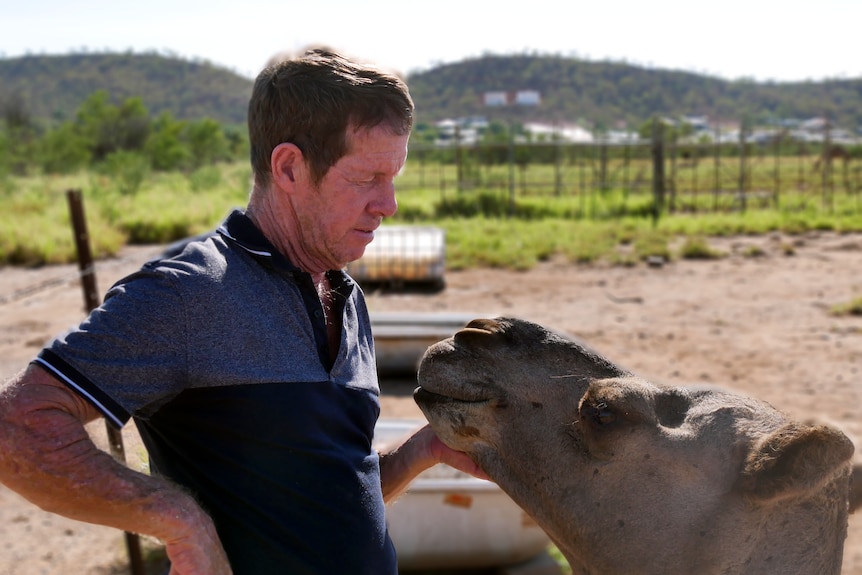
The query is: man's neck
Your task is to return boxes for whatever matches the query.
[246,190,326,276]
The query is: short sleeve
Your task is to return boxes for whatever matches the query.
[36,265,190,426]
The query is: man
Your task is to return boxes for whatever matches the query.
[0,50,483,574]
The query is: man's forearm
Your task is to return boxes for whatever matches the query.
[378,425,437,503]
[0,365,228,571]
[378,423,490,504]
[1,408,200,540]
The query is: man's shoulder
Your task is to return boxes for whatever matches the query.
[104,236,240,312]
[143,234,235,283]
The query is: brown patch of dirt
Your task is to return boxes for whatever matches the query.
[1,233,862,574]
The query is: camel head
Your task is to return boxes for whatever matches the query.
[414,317,855,575]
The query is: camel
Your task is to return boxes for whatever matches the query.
[414,316,858,575]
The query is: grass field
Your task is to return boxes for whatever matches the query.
[1,157,861,574]
[1,157,861,269]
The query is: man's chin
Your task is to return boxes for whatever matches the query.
[340,249,366,270]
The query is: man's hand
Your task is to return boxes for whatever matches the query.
[163,513,232,575]
[379,423,490,502]
[424,428,490,481]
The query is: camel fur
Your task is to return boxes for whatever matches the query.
[414,317,857,575]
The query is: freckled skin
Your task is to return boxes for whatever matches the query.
[415,317,855,575]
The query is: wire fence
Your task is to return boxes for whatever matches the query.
[0,250,151,307]
[400,133,862,217]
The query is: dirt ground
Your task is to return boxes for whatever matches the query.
[1,231,861,574]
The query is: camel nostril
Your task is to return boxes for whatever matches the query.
[464,318,501,332]
[453,327,496,347]
[453,319,503,345]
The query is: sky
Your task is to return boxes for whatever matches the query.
[3,0,862,83]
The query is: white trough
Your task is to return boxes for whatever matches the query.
[376,419,552,570]
[371,312,487,376]
[348,225,445,288]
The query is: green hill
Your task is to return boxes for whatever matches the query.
[406,54,862,130]
[2,51,861,132]
[0,52,252,126]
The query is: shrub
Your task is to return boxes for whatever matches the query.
[189,165,222,193]
[96,151,151,195]
[830,297,862,317]
[678,236,725,259]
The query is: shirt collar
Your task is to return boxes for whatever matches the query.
[216,209,354,290]
[217,209,277,258]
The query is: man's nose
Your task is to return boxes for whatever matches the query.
[374,181,398,217]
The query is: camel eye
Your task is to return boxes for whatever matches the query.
[584,402,616,427]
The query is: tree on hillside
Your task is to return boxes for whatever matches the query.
[75,91,150,162]
[0,83,249,176]
[37,121,91,174]
[145,112,190,171]
[187,118,229,168]
[2,91,38,174]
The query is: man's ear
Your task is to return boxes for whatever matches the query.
[270,143,303,188]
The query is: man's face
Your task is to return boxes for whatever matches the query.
[293,124,408,272]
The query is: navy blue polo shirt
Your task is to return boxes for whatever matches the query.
[35,209,397,574]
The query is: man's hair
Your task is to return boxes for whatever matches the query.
[248,49,414,187]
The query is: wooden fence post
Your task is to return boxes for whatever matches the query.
[738,120,748,212]
[508,121,516,216]
[455,125,463,194]
[822,119,834,212]
[651,117,665,225]
[66,189,146,575]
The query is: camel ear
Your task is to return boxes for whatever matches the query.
[738,423,854,505]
